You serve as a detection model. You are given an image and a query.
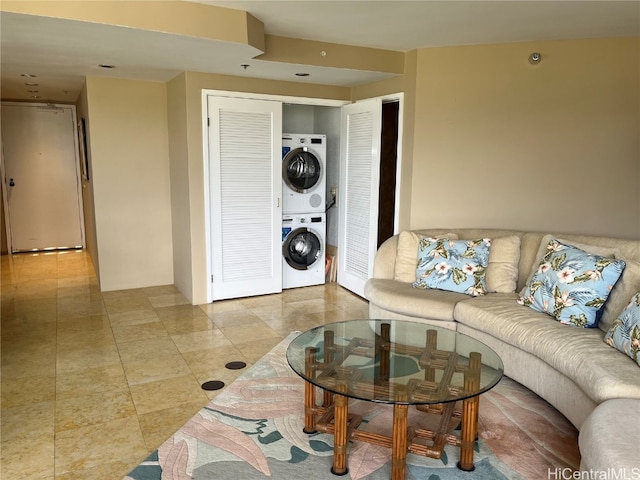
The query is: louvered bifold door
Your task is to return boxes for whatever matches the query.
[338,98,382,297]
[208,96,282,300]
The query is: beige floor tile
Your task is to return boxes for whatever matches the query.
[287,297,341,314]
[1,375,56,408]
[1,349,57,379]
[233,336,285,363]
[111,320,169,344]
[1,400,55,443]
[56,328,116,351]
[208,309,265,328]
[55,388,136,432]
[161,315,215,335]
[104,295,153,314]
[141,284,180,296]
[107,308,159,326]
[56,364,129,398]
[54,416,147,475]
[137,400,207,450]
[128,374,209,415]
[0,432,55,479]
[148,292,189,308]
[56,344,122,374]
[155,304,210,321]
[219,322,281,344]
[198,298,248,315]
[117,335,180,363]
[55,456,142,480]
[56,313,111,334]
[181,345,247,380]
[122,352,193,386]
[170,328,233,354]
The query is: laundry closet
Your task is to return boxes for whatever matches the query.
[205,92,401,303]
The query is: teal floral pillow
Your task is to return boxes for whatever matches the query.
[518,239,626,327]
[412,238,490,296]
[605,293,640,366]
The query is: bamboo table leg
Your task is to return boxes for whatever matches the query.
[458,352,481,471]
[303,347,317,434]
[391,386,409,480]
[331,382,349,476]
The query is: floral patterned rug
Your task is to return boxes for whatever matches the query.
[123,332,578,480]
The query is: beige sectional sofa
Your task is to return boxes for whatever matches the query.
[364,228,640,472]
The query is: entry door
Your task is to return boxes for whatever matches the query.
[1,103,84,252]
[337,98,382,297]
[207,96,283,300]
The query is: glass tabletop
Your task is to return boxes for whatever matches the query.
[286,319,504,405]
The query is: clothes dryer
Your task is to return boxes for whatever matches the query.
[282,133,326,214]
[282,213,326,289]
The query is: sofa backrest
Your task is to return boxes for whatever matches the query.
[378,228,640,293]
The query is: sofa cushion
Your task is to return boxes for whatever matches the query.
[579,399,640,472]
[518,238,625,327]
[454,294,640,403]
[485,235,521,293]
[604,292,640,366]
[599,259,640,332]
[365,278,468,321]
[393,231,457,282]
[413,238,490,296]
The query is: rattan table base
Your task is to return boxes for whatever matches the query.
[301,326,482,479]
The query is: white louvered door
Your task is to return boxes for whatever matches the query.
[337,98,382,297]
[208,96,282,300]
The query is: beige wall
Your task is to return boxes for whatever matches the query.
[75,83,100,278]
[166,73,193,301]
[353,49,420,232]
[410,37,640,239]
[86,77,173,291]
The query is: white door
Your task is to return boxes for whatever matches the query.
[207,96,283,300]
[1,103,84,252]
[337,98,382,297]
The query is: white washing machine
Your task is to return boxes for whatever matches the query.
[282,133,326,214]
[282,213,326,289]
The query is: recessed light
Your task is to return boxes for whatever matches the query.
[98,64,115,69]
[21,73,37,78]
[27,90,39,93]
[295,73,310,77]
[240,64,250,70]
[31,95,41,99]
[24,82,39,86]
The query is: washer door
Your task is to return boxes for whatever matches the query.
[283,227,322,270]
[282,148,321,193]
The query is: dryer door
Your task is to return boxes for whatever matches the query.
[282,148,321,193]
[283,227,322,270]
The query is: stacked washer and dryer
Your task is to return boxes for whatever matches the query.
[281,133,327,289]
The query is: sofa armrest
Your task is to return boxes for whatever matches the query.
[372,235,399,279]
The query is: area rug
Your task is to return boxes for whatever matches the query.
[124,332,579,480]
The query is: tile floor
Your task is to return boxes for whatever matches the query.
[1,250,369,479]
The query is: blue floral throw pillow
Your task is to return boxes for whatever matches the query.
[604,292,640,365]
[412,238,490,296]
[518,239,626,327]
[605,293,640,366]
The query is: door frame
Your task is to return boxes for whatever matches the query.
[0,101,86,253]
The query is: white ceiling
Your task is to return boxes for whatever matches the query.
[1,1,638,103]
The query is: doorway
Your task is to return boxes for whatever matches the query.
[1,102,85,252]
[377,100,399,248]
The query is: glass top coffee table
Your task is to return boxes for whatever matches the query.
[286,319,504,479]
